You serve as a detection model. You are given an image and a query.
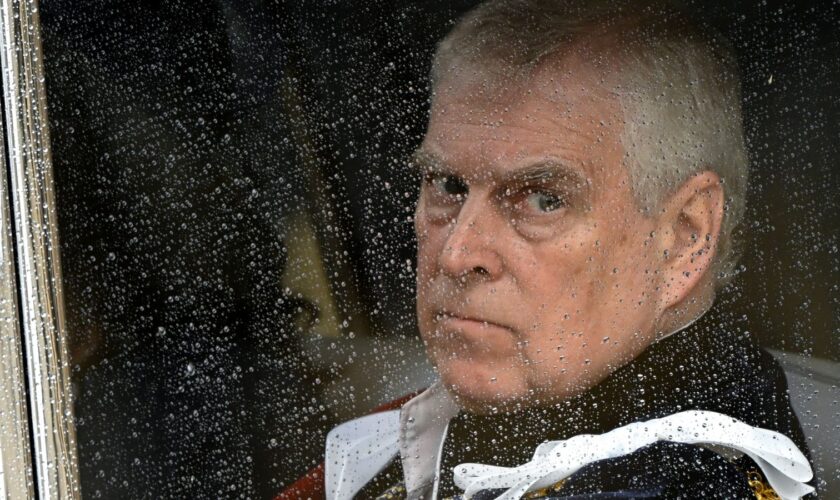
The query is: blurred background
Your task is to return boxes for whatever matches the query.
[38,0,838,497]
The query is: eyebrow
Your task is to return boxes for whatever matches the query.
[408,149,447,174]
[501,160,587,188]
[410,149,587,188]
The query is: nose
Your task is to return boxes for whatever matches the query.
[439,195,504,281]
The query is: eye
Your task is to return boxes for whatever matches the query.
[525,191,565,213]
[427,173,468,198]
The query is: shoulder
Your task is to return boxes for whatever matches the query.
[276,390,422,500]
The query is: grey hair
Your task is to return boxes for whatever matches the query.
[431,0,748,290]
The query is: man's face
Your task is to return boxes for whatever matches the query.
[414,56,665,413]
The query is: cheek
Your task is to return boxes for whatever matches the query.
[523,231,598,302]
[519,226,631,341]
[414,210,436,268]
[514,247,598,370]
[415,211,448,325]
[607,225,660,295]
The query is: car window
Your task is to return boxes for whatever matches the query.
[3,0,833,497]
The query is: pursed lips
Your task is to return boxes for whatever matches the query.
[434,309,514,334]
[431,310,519,359]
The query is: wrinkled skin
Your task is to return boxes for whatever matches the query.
[414,53,721,414]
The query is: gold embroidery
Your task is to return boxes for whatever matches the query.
[523,479,567,498]
[374,478,566,499]
[374,482,407,500]
[746,468,781,500]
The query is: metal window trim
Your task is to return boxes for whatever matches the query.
[0,95,35,500]
[0,0,80,498]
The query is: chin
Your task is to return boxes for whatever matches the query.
[437,360,528,414]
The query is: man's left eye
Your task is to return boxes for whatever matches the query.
[525,191,565,213]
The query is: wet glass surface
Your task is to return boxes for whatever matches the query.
[36,0,838,497]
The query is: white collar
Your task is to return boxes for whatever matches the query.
[399,382,461,498]
[324,381,458,500]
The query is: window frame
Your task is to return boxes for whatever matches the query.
[0,0,79,498]
[0,1,836,498]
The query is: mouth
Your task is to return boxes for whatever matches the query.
[434,310,513,333]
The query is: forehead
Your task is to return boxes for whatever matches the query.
[422,55,625,185]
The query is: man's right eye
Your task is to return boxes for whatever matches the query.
[427,173,468,198]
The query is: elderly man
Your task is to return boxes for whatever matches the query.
[283,1,814,499]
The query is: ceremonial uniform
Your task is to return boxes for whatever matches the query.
[291,307,814,500]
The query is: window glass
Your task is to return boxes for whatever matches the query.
[37,0,838,497]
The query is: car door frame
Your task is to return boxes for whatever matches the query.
[0,0,80,498]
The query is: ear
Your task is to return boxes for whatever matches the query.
[656,170,724,312]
